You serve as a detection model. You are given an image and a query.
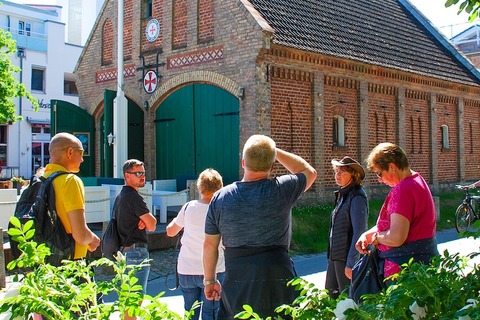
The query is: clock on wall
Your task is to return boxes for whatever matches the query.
[145,18,160,42]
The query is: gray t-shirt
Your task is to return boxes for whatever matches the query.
[205,173,307,248]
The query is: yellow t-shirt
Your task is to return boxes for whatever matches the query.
[44,163,88,259]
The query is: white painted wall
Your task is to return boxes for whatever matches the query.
[0,0,104,178]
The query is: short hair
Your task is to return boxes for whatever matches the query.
[197,168,223,195]
[123,159,144,174]
[366,142,409,171]
[242,135,276,172]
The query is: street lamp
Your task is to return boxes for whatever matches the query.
[107,133,115,146]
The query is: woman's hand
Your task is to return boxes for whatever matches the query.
[355,230,376,254]
[345,267,352,279]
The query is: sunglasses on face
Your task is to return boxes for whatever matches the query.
[127,171,145,177]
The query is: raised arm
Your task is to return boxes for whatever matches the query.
[275,148,317,191]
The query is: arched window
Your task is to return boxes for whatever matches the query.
[441,125,449,150]
[333,115,345,147]
[102,19,113,66]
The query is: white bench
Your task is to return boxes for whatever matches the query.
[152,179,188,223]
[152,179,177,192]
[0,189,18,230]
[84,186,110,224]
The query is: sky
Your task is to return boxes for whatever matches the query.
[408,0,479,38]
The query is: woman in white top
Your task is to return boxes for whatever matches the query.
[166,168,225,320]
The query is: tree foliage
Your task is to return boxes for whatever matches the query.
[0,12,38,124]
[445,0,480,22]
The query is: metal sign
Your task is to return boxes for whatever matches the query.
[144,70,158,94]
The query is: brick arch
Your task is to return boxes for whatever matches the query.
[330,104,347,118]
[148,71,241,109]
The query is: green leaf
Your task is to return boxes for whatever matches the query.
[9,216,21,228]
[23,219,34,232]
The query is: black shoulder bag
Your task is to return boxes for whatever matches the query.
[349,245,386,303]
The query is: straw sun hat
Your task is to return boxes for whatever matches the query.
[331,156,365,180]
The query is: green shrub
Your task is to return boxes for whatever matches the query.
[1,216,186,320]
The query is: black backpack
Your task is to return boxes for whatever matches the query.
[9,171,76,266]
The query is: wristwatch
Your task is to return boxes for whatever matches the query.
[203,278,217,286]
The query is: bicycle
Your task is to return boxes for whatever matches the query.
[455,185,480,232]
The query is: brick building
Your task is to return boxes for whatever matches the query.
[71,0,480,201]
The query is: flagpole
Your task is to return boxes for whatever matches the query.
[114,0,128,178]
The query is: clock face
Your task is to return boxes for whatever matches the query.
[146,19,160,42]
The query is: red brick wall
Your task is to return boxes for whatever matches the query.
[172,0,187,49]
[141,0,164,53]
[124,0,133,60]
[198,0,214,43]
[270,67,314,176]
[404,92,431,181]
[436,97,459,182]
[367,87,397,186]
[464,100,480,178]
[322,78,361,188]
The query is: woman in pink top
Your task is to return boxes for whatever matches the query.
[356,142,438,279]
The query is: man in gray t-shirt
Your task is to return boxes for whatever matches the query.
[203,134,317,319]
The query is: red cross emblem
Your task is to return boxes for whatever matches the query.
[144,70,157,94]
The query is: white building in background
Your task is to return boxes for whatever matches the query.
[0,0,104,179]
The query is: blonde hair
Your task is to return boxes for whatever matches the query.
[242,135,276,172]
[197,168,223,194]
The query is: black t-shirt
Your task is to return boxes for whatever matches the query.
[113,186,150,246]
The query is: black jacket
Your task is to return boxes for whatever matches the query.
[327,184,368,268]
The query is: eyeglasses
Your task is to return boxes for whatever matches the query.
[127,171,145,177]
[63,146,84,157]
[72,147,84,157]
[374,170,384,178]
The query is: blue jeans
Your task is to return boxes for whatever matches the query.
[179,272,225,320]
[124,247,150,295]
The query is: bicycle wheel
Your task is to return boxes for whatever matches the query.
[455,203,474,233]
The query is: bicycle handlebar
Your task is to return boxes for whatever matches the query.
[456,184,477,191]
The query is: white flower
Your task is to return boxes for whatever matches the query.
[457,299,478,320]
[0,282,21,300]
[409,301,427,320]
[334,298,358,320]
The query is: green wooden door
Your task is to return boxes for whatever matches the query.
[155,84,239,185]
[51,99,95,177]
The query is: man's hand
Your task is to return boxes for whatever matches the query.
[204,281,222,301]
[88,234,100,252]
[138,219,146,230]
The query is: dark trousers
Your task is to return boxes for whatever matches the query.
[218,246,298,320]
[325,259,350,299]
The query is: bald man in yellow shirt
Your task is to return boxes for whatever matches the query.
[43,132,100,259]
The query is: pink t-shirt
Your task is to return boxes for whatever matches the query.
[377,171,436,277]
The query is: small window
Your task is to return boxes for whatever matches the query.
[64,80,78,95]
[31,67,45,92]
[441,125,449,150]
[333,115,345,147]
[145,0,153,18]
[18,21,25,35]
[25,23,31,36]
